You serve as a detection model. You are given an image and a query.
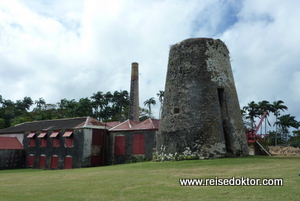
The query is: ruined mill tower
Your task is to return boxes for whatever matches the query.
[156,38,248,159]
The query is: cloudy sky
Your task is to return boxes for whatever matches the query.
[0,0,299,125]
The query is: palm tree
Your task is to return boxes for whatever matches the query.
[58,99,79,118]
[77,98,93,117]
[111,90,129,121]
[272,100,288,146]
[35,97,46,110]
[16,96,33,112]
[143,97,156,117]
[91,91,104,120]
[112,90,129,115]
[257,100,273,135]
[275,114,298,146]
[240,109,251,131]
[243,101,259,130]
[156,90,164,119]
[102,91,114,120]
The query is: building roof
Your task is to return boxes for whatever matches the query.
[0,137,24,149]
[109,119,140,131]
[105,121,121,129]
[0,116,106,134]
[131,118,160,130]
[109,118,159,131]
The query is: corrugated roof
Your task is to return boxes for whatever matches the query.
[109,119,140,131]
[0,117,105,134]
[109,118,160,131]
[62,131,73,137]
[105,121,121,129]
[49,131,59,138]
[80,117,106,129]
[131,118,160,130]
[0,137,24,149]
[27,133,35,138]
[37,132,47,138]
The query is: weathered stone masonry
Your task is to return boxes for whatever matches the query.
[129,62,139,121]
[156,38,248,159]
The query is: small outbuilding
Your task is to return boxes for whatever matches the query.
[0,137,25,169]
[108,118,159,164]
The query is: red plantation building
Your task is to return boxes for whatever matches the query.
[107,118,159,164]
[0,117,107,169]
[0,117,160,169]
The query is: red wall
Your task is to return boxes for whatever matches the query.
[28,155,34,167]
[114,136,125,155]
[132,134,145,155]
[51,155,58,169]
[39,155,46,168]
[64,156,72,169]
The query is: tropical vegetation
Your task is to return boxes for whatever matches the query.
[241,100,299,147]
[0,90,165,129]
[143,97,156,117]
[156,90,164,119]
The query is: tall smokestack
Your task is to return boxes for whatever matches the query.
[129,62,139,121]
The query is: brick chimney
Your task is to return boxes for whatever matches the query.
[129,62,139,121]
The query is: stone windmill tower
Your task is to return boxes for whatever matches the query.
[156,38,248,159]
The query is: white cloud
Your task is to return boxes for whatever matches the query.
[219,0,300,126]
[0,0,299,123]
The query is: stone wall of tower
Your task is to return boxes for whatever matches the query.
[129,62,139,121]
[156,38,248,159]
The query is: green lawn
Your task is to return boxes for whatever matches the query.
[0,156,299,201]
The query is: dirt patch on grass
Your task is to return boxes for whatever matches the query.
[269,146,300,156]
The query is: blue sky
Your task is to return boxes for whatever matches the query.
[0,0,299,129]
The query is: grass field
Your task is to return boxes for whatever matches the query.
[0,156,299,201]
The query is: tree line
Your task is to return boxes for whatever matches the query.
[0,90,164,129]
[0,91,126,128]
[242,100,300,147]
